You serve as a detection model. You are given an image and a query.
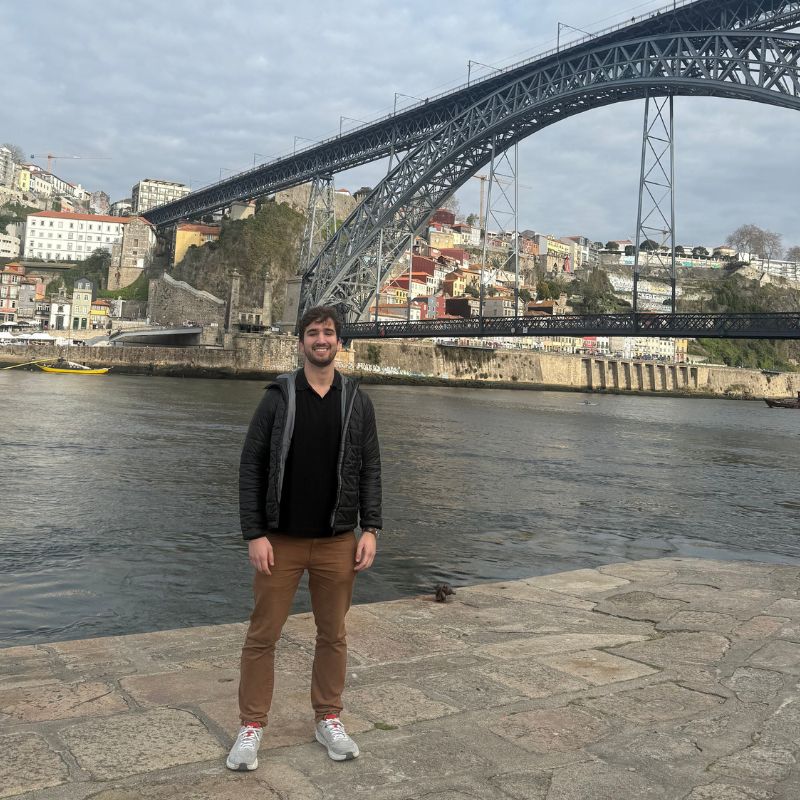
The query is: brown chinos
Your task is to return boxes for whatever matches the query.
[238,532,357,726]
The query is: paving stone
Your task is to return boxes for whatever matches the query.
[684,783,774,800]
[734,616,788,641]
[721,668,785,704]
[609,632,730,668]
[598,563,676,583]
[545,758,675,799]
[652,584,776,615]
[49,635,145,678]
[710,745,795,781]
[0,645,61,690]
[657,611,737,634]
[749,640,800,673]
[581,682,724,724]
[595,591,687,622]
[489,707,610,754]
[59,708,223,779]
[0,732,70,798]
[0,679,128,722]
[762,598,800,618]
[463,581,597,610]
[527,569,630,597]
[537,649,658,686]
[487,769,552,800]
[476,658,590,698]
[346,681,458,727]
[758,697,800,747]
[88,771,281,799]
[120,668,242,707]
[413,666,525,710]
[477,633,648,660]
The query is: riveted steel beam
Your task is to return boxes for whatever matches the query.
[143,0,800,228]
[302,32,800,322]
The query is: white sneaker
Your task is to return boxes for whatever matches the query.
[315,714,360,761]
[226,723,263,771]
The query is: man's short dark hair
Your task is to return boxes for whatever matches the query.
[298,305,342,340]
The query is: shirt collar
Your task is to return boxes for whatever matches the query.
[296,369,341,391]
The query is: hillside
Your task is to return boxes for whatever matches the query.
[680,273,800,371]
[170,199,305,320]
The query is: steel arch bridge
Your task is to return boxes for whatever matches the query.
[302,30,800,321]
[142,0,800,229]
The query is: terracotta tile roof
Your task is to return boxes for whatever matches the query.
[176,223,221,235]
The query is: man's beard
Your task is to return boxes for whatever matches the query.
[305,344,337,366]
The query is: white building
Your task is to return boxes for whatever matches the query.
[0,231,21,259]
[48,293,72,331]
[24,211,130,261]
[131,178,190,213]
[0,146,16,187]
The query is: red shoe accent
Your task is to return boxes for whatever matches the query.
[242,721,263,728]
[323,713,340,720]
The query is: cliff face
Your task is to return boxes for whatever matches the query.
[170,200,305,319]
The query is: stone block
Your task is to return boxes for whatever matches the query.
[710,745,795,781]
[120,668,242,708]
[721,667,785,704]
[489,707,609,754]
[763,598,800,618]
[598,562,675,583]
[477,658,589,698]
[88,771,281,799]
[0,679,128,722]
[0,732,69,798]
[545,759,676,800]
[478,633,648,660]
[734,616,788,641]
[657,611,737,634]
[749,640,800,673]
[681,783,772,800]
[527,569,630,597]
[416,666,525,710]
[609,631,730,668]
[346,682,458,727]
[463,581,597,611]
[595,591,686,622]
[0,645,60,690]
[59,708,223,779]
[581,682,723,724]
[537,649,658,686]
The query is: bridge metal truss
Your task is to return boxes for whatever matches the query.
[341,312,800,341]
[302,31,800,321]
[142,0,800,228]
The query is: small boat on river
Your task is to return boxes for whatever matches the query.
[764,392,800,409]
[36,360,110,375]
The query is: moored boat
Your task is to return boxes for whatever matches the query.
[764,392,800,409]
[36,360,110,375]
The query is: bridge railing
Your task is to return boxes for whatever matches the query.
[341,312,800,340]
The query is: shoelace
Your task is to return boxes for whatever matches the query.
[238,726,260,750]
[321,717,347,741]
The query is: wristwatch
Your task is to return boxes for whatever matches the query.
[361,528,380,539]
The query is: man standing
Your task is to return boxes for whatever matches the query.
[228,305,382,772]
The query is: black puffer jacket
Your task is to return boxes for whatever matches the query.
[239,370,382,540]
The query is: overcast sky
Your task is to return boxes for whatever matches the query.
[3,0,799,250]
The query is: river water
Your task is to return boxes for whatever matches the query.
[2,370,799,647]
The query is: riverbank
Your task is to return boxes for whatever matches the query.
[2,557,799,799]
[2,337,799,400]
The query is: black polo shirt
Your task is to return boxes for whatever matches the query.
[276,370,342,537]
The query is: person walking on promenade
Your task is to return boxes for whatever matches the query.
[227,304,382,772]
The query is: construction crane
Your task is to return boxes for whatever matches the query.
[29,154,112,173]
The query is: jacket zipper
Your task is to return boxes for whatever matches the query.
[329,378,358,529]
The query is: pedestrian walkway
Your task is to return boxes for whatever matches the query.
[2,557,799,799]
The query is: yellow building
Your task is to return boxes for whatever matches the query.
[90,298,111,329]
[429,229,455,249]
[172,223,221,266]
[16,167,30,193]
[441,269,466,297]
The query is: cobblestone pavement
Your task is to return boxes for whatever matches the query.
[2,558,800,799]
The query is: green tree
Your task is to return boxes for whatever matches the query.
[519,287,532,303]
[536,280,552,300]
[466,213,479,227]
[604,241,619,252]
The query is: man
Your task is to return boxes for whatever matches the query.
[228,305,382,772]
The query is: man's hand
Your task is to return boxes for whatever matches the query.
[354,531,377,572]
[248,537,274,575]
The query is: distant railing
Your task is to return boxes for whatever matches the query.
[342,313,800,340]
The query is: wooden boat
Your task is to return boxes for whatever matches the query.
[36,360,110,375]
[764,392,800,409]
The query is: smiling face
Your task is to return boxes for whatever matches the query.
[300,316,340,367]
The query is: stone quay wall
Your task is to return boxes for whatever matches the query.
[2,335,799,399]
[351,339,800,399]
